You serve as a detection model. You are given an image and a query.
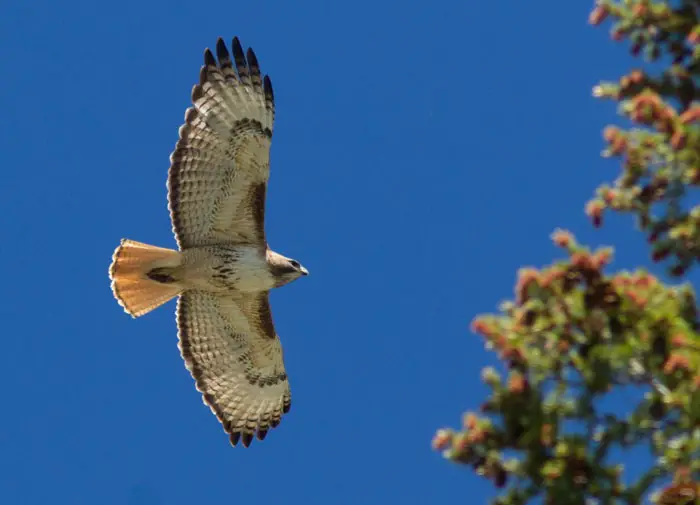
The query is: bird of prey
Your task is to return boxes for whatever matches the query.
[108,36,309,448]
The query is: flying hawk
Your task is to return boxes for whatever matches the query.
[108,36,308,448]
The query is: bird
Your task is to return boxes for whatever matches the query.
[108,36,309,448]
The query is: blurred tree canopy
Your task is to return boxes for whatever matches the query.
[433,2,700,505]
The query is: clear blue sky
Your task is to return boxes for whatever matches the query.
[0,1,677,504]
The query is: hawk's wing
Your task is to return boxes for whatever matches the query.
[177,290,291,447]
[167,37,274,249]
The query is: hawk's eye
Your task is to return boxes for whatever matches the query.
[290,260,300,269]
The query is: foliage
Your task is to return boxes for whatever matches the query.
[433,2,700,505]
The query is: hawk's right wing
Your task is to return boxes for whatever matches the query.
[176,290,291,447]
[167,37,275,250]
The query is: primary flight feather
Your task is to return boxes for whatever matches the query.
[108,36,308,448]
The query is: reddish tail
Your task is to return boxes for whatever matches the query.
[109,239,183,317]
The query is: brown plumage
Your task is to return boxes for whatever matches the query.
[108,36,308,448]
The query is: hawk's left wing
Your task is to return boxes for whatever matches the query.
[176,290,291,447]
[167,37,275,250]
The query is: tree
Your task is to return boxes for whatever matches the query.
[432,2,700,505]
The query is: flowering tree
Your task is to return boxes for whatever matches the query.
[432,2,700,505]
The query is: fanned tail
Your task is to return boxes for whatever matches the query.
[109,239,184,318]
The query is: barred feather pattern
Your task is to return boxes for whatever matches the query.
[177,290,291,448]
[167,36,275,250]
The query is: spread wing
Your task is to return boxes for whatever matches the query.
[167,37,274,249]
[177,290,291,447]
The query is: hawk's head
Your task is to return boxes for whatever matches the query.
[267,250,309,288]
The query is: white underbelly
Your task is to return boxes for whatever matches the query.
[182,245,274,293]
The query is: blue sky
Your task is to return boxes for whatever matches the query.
[0,1,680,504]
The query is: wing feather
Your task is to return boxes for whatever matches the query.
[231,36,251,85]
[177,290,291,447]
[167,37,275,249]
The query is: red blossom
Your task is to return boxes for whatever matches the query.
[541,267,566,288]
[626,290,647,308]
[671,130,687,151]
[591,250,612,269]
[516,268,540,305]
[663,353,691,374]
[674,467,692,483]
[633,273,657,288]
[609,137,627,155]
[601,188,617,204]
[463,413,478,430]
[492,334,508,350]
[603,126,620,142]
[629,69,644,84]
[467,428,487,444]
[471,318,492,337]
[571,252,594,270]
[671,334,689,348]
[588,6,609,26]
[679,106,700,124]
[630,108,646,123]
[632,3,647,17]
[611,276,629,288]
[551,229,573,248]
[432,429,453,451]
[508,373,529,394]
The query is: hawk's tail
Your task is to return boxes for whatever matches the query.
[109,239,184,318]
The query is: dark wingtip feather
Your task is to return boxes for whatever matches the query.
[247,48,259,70]
[216,37,231,66]
[241,432,254,448]
[232,38,246,63]
[232,37,244,60]
[231,37,250,83]
[257,429,268,441]
[283,401,291,414]
[230,432,241,447]
[203,48,216,67]
[263,75,274,103]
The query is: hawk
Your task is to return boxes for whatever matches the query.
[108,36,308,448]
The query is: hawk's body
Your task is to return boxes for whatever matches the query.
[108,37,308,448]
[149,245,279,292]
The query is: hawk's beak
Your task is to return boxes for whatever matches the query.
[300,266,309,276]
